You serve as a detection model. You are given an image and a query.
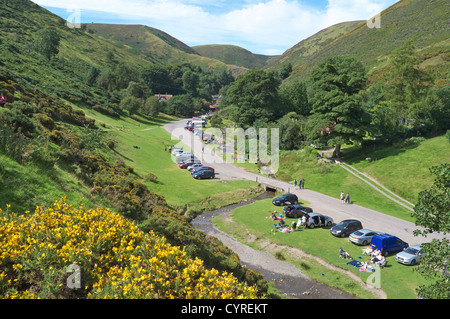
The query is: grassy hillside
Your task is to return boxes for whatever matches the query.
[193,44,277,69]
[269,0,449,83]
[0,0,269,299]
[86,23,239,72]
[264,21,363,72]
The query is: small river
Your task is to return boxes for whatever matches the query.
[191,192,355,299]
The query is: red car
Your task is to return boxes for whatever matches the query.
[179,162,197,169]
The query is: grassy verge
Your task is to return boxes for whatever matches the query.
[213,198,430,299]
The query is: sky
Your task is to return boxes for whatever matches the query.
[32,0,399,55]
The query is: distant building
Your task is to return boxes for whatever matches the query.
[155,94,173,102]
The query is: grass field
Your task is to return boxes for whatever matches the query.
[72,104,261,211]
[213,198,430,299]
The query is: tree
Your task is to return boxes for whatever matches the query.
[411,163,449,299]
[182,70,199,96]
[226,70,281,128]
[33,28,60,61]
[384,40,431,124]
[308,56,369,157]
[279,63,292,80]
[142,96,160,117]
[279,80,310,116]
[86,67,100,86]
[277,112,307,150]
[120,96,142,115]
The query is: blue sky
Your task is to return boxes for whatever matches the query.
[33,0,398,55]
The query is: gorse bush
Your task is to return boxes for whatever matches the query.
[0,197,259,299]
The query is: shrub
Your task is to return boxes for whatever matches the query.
[0,197,258,299]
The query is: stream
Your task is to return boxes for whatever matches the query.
[190,192,355,299]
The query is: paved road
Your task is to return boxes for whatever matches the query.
[163,120,447,246]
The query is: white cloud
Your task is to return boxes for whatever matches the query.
[32,0,398,55]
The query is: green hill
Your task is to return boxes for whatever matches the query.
[193,44,277,69]
[0,0,267,299]
[264,21,364,72]
[267,0,449,82]
[85,23,234,71]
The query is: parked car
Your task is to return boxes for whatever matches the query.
[187,163,203,171]
[283,205,312,218]
[179,161,201,169]
[272,194,298,206]
[304,212,333,228]
[395,245,425,266]
[191,166,215,173]
[175,154,195,163]
[192,169,215,179]
[349,229,383,245]
[370,234,408,256]
[330,219,363,238]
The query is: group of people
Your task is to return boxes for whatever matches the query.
[340,191,350,204]
[269,211,305,233]
[363,246,387,268]
[293,179,305,189]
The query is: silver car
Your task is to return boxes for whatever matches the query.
[349,229,383,246]
[305,212,333,229]
[395,244,424,265]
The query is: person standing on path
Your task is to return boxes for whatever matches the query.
[294,179,297,188]
[298,179,302,189]
[340,191,345,203]
[302,179,305,189]
[345,192,350,204]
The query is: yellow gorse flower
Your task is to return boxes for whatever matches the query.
[0,197,258,299]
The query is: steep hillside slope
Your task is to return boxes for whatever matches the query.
[264,21,364,71]
[270,0,449,82]
[86,23,233,71]
[193,44,277,69]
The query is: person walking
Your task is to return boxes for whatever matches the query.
[345,192,350,204]
[340,191,345,203]
[298,179,302,189]
[294,179,297,188]
[301,179,305,189]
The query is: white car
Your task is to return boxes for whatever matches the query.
[395,244,425,265]
[187,164,203,171]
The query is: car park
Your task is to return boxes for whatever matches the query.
[395,244,425,265]
[330,219,363,238]
[192,169,215,179]
[283,205,312,218]
[349,229,383,245]
[272,194,298,206]
[304,212,333,228]
[370,233,408,256]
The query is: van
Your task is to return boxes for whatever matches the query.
[370,234,408,256]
